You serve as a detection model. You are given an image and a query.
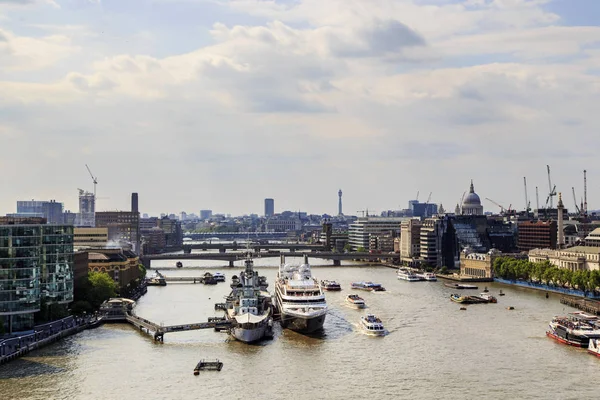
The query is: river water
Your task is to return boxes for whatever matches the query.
[1,257,598,400]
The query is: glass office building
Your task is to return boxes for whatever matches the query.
[0,224,73,334]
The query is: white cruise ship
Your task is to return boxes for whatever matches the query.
[275,255,327,333]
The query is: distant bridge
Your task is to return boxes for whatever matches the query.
[140,251,399,268]
[182,243,325,253]
[184,232,289,241]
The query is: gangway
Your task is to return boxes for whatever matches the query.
[123,313,232,341]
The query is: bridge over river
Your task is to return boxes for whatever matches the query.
[140,251,399,268]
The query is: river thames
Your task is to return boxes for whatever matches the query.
[1,258,598,400]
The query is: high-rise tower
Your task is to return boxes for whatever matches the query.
[264,198,274,217]
[338,189,343,216]
[557,192,564,249]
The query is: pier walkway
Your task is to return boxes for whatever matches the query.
[118,313,232,341]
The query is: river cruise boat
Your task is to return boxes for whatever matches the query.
[275,255,327,333]
[223,254,273,343]
[397,268,420,282]
[213,272,226,282]
[351,282,386,291]
[360,314,386,336]
[346,294,366,309]
[321,280,342,291]
[416,272,437,281]
[546,312,600,348]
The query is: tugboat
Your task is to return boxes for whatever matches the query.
[222,254,273,343]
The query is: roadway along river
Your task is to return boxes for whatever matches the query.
[1,259,598,400]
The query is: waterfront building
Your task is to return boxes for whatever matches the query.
[419,216,456,268]
[517,220,557,251]
[75,248,140,292]
[264,199,275,218]
[400,219,421,261]
[368,233,395,253]
[460,248,501,279]
[529,246,600,271]
[76,189,95,227]
[266,216,301,233]
[73,227,108,250]
[15,200,64,224]
[408,200,438,218]
[141,227,166,255]
[0,221,74,334]
[348,217,405,251]
[461,181,484,216]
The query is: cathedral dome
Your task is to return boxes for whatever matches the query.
[463,181,481,206]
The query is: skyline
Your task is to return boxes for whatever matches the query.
[1,0,599,216]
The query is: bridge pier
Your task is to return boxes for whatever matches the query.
[219,248,226,253]
[333,259,341,266]
[229,260,234,267]
[183,247,192,254]
[154,332,164,342]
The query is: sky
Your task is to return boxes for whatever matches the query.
[0,0,599,217]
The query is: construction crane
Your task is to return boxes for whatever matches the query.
[524,177,530,216]
[485,198,507,213]
[415,191,419,202]
[426,192,432,204]
[584,169,588,216]
[546,165,556,208]
[572,187,581,215]
[85,164,98,197]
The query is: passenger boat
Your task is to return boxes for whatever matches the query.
[588,338,600,357]
[345,294,366,309]
[213,272,226,282]
[147,271,166,286]
[203,272,218,285]
[444,283,478,290]
[321,280,342,291]
[397,268,420,282]
[351,282,375,291]
[477,293,497,303]
[416,272,437,281]
[359,314,386,336]
[546,312,600,348]
[275,255,327,333]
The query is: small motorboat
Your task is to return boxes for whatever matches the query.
[176,261,183,268]
[478,292,497,303]
[203,272,218,285]
[360,314,386,336]
[346,294,366,309]
[321,280,342,291]
[213,272,226,282]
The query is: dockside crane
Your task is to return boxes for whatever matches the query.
[546,165,556,208]
[86,164,98,198]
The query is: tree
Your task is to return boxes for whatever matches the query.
[357,247,366,253]
[88,272,117,309]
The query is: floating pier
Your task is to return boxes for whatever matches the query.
[560,296,600,315]
[194,359,223,375]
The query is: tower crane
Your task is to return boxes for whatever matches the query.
[572,187,581,215]
[546,165,556,208]
[415,191,419,202]
[85,164,98,197]
[485,198,507,213]
[523,177,530,216]
[426,192,432,204]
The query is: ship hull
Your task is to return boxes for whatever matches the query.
[546,330,587,348]
[230,325,269,343]
[280,313,326,333]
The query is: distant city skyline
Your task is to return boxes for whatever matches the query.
[1,0,599,216]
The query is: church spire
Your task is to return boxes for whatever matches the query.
[469,179,475,193]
